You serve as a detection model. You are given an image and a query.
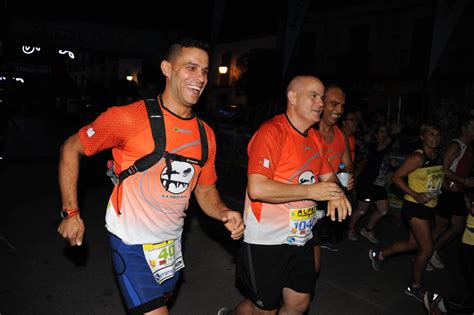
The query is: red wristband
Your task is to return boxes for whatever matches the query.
[60,208,80,220]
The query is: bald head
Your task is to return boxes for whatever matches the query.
[287,75,323,96]
[285,75,325,133]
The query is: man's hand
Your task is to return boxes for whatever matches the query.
[57,215,85,246]
[412,192,430,204]
[221,210,245,240]
[327,195,352,222]
[310,182,343,201]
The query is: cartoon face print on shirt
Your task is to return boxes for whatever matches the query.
[160,161,195,194]
[298,170,316,185]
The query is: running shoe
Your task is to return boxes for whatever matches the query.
[429,251,445,269]
[424,291,447,314]
[426,262,434,271]
[217,308,233,315]
[368,248,383,271]
[321,240,339,252]
[347,228,358,241]
[360,228,379,243]
[405,284,427,302]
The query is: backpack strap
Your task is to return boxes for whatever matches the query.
[118,97,166,183]
[117,96,209,185]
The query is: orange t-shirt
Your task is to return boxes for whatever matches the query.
[348,135,356,162]
[78,99,217,244]
[323,125,347,171]
[244,114,332,245]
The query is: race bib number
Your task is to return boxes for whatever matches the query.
[287,206,318,246]
[143,238,184,284]
[427,172,443,194]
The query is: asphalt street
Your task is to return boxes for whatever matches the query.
[0,159,468,315]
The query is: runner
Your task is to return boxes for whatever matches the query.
[57,39,244,315]
[218,75,351,315]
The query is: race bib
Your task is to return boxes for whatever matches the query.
[287,206,318,246]
[374,155,390,187]
[427,172,443,194]
[143,237,184,284]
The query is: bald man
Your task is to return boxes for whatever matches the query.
[219,75,352,315]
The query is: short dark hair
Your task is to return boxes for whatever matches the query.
[420,122,441,135]
[164,39,210,61]
[324,83,344,96]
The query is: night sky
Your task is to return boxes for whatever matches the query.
[5,0,283,42]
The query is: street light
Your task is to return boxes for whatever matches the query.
[218,66,228,74]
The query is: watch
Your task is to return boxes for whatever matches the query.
[60,208,80,219]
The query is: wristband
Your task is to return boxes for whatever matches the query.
[60,208,80,220]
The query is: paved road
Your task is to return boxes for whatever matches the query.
[0,160,468,314]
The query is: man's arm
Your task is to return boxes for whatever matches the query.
[341,132,354,173]
[319,172,352,221]
[57,133,86,246]
[340,132,355,190]
[247,173,343,204]
[392,152,428,204]
[194,183,244,240]
[443,142,474,189]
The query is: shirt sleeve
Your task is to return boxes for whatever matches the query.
[247,122,283,179]
[318,137,333,176]
[78,102,147,156]
[197,124,217,185]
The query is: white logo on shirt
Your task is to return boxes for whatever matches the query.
[161,161,195,194]
[86,127,95,137]
[298,171,316,185]
[263,159,270,168]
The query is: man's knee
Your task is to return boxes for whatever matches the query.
[283,298,311,314]
[377,208,389,216]
[282,291,311,314]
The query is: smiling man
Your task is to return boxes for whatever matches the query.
[315,84,354,253]
[219,75,351,315]
[57,39,244,315]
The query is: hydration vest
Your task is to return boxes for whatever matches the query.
[110,97,209,191]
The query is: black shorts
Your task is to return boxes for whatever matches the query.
[236,242,316,311]
[436,189,468,218]
[401,200,434,221]
[308,201,327,247]
[356,184,388,202]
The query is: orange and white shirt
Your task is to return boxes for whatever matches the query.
[78,99,217,245]
[323,125,347,172]
[348,135,356,162]
[243,114,332,246]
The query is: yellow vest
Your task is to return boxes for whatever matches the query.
[404,149,443,208]
[462,212,474,246]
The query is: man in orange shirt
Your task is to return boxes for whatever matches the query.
[316,84,354,252]
[57,39,244,315]
[219,75,351,315]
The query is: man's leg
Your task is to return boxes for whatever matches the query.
[280,288,312,315]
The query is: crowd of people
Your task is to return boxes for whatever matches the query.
[56,38,473,315]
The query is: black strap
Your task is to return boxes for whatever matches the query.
[118,97,208,184]
[118,98,166,183]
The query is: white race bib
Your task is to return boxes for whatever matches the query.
[287,206,319,246]
[143,237,184,284]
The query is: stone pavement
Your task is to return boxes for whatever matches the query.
[0,160,468,314]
